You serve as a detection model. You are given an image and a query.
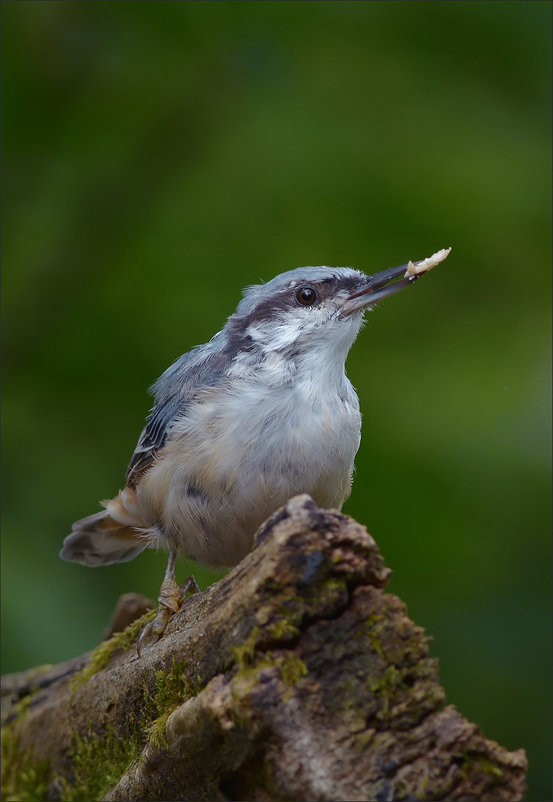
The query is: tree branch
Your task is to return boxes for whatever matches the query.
[1,495,527,801]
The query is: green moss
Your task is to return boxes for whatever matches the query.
[277,597,305,629]
[9,692,34,720]
[144,658,202,748]
[369,664,402,695]
[479,757,504,778]
[460,752,504,779]
[231,622,308,707]
[232,626,260,670]
[353,729,375,751]
[3,628,212,800]
[365,612,386,657]
[1,689,52,802]
[313,576,346,601]
[279,654,308,687]
[56,725,144,802]
[279,654,308,702]
[70,608,156,693]
[0,724,50,802]
[266,577,347,638]
[369,665,405,717]
[31,659,202,800]
[264,618,300,641]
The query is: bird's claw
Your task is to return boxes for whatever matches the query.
[136,574,200,656]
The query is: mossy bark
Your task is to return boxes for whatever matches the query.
[1,495,527,802]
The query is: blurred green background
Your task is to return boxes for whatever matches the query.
[1,1,551,799]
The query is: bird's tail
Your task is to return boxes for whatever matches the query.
[60,488,148,566]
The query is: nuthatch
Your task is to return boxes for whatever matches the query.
[61,248,450,643]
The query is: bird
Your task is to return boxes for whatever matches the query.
[60,248,451,644]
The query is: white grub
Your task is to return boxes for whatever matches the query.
[404,247,452,278]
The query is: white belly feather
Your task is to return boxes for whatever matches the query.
[137,375,361,568]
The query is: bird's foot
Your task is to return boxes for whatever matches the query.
[137,574,200,656]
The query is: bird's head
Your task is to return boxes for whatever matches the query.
[224,250,450,363]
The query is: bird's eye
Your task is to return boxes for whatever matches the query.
[295,286,318,306]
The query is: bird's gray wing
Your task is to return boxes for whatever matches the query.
[125,396,180,487]
[125,336,233,487]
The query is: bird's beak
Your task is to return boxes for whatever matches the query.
[340,247,451,317]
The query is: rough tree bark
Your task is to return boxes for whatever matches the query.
[1,495,527,801]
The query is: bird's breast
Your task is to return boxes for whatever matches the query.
[137,377,362,566]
